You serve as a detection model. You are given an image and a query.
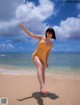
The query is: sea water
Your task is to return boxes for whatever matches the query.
[0,52,80,75]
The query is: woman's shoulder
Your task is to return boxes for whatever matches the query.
[39,36,44,41]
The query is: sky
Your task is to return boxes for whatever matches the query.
[0,0,80,53]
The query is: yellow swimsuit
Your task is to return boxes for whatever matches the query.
[32,39,51,64]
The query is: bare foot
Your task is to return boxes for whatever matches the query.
[40,85,48,94]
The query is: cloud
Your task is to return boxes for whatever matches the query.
[0,0,22,21]
[52,40,80,52]
[77,3,80,10]
[0,43,14,51]
[6,44,14,48]
[0,19,20,37]
[77,3,80,18]
[16,0,54,21]
[16,0,55,35]
[0,0,23,37]
[54,17,80,40]
[0,0,55,38]
[0,0,79,42]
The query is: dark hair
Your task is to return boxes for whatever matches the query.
[45,28,56,40]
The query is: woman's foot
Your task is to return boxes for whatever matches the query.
[41,90,49,94]
[40,86,49,94]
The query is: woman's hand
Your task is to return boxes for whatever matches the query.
[18,23,24,29]
[45,63,48,68]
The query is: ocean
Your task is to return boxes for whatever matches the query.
[0,52,80,75]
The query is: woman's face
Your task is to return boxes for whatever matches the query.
[46,32,52,38]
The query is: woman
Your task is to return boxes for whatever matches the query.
[19,23,56,94]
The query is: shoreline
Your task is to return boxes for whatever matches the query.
[0,67,80,80]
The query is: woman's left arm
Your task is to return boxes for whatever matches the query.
[46,43,53,67]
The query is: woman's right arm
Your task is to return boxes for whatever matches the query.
[19,23,42,40]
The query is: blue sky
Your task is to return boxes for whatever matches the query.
[0,0,80,53]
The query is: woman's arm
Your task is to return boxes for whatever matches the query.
[19,23,42,40]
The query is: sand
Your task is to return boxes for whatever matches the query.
[0,73,80,105]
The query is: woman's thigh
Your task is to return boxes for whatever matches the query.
[33,56,43,69]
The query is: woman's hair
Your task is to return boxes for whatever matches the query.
[45,28,56,40]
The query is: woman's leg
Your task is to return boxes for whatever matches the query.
[42,63,46,84]
[33,56,46,91]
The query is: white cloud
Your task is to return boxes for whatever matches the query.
[5,40,12,43]
[0,19,21,37]
[0,0,55,38]
[0,19,18,30]
[54,17,80,40]
[16,0,54,22]
[0,43,15,51]
[6,44,14,48]
[77,3,80,10]
[77,3,80,17]
[0,0,79,42]
[78,15,80,18]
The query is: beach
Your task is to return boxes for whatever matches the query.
[0,52,80,105]
[0,72,80,105]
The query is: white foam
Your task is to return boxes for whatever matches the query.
[0,54,6,56]
[0,68,36,75]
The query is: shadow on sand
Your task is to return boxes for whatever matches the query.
[17,92,59,105]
